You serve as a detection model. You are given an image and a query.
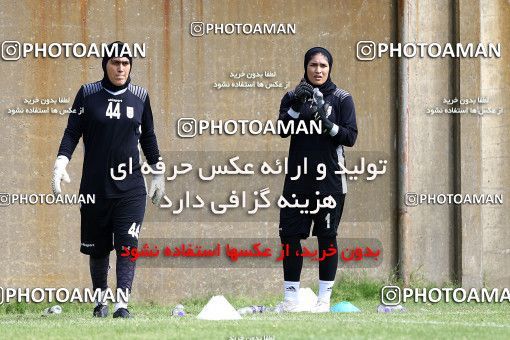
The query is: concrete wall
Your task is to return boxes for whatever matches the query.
[404,0,457,284]
[0,0,507,303]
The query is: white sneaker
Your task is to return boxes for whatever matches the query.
[310,299,330,313]
[274,300,308,313]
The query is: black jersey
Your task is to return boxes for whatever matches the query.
[58,81,160,198]
[278,87,357,195]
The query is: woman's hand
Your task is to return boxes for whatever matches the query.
[312,89,335,134]
[52,155,71,195]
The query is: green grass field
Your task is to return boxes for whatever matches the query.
[1,279,509,339]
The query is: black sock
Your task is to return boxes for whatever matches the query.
[116,249,137,294]
[89,254,109,291]
[281,236,303,282]
[318,237,338,281]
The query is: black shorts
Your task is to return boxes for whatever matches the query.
[80,194,146,257]
[279,193,346,239]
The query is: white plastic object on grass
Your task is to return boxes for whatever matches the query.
[197,295,242,320]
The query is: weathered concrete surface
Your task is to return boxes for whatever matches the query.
[0,0,396,303]
[459,0,483,289]
[404,0,457,284]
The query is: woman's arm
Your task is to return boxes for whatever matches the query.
[57,86,85,159]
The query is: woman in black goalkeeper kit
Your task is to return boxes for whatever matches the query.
[277,47,357,312]
[52,41,165,318]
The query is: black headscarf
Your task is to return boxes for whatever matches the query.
[101,41,132,92]
[303,47,336,96]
